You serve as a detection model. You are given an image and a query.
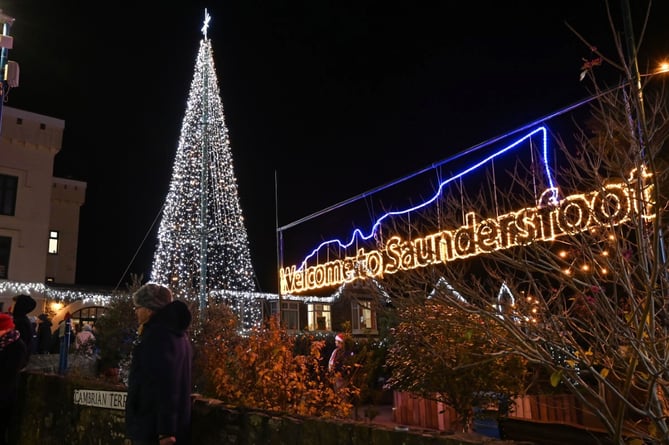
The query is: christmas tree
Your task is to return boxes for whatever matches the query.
[151,10,257,320]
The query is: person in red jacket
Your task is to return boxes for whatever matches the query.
[328,332,352,391]
[125,283,193,445]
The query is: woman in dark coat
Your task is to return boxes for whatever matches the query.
[11,294,36,358]
[125,284,193,445]
[37,314,53,354]
[0,313,28,445]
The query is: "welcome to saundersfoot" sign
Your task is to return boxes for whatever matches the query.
[281,169,654,294]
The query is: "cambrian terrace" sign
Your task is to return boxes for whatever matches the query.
[73,389,127,410]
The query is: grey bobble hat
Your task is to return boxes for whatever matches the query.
[132,283,173,311]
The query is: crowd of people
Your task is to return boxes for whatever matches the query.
[2,287,355,445]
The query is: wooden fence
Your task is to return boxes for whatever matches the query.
[392,391,605,432]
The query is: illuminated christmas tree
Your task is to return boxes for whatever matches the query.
[151,11,258,321]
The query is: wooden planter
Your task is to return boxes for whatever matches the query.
[392,391,459,431]
[392,391,594,432]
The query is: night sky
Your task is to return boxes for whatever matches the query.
[3,1,668,293]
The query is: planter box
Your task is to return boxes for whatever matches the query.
[392,391,458,431]
[509,394,580,424]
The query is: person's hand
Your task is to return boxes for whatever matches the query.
[159,435,176,444]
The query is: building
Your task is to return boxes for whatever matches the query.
[0,105,86,318]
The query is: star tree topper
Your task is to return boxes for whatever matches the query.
[201,9,211,39]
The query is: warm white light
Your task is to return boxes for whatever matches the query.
[150,38,260,326]
[657,61,669,74]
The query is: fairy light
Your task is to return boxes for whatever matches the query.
[150,19,259,325]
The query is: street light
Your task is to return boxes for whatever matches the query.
[0,10,17,134]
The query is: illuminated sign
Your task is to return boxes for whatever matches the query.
[281,169,654,294]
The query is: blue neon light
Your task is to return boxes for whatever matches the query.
[296,126,556,271]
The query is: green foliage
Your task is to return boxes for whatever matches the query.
[94,293,136,381]
[385,300,528,430]
[93,276,141,382]
[346,338,389,420]
[190,300,240,395]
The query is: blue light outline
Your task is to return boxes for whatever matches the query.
[296,126,556,271]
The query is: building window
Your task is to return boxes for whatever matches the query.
[0,174,18,216]
[0,236,9,279]
[307,303,331,331]
[71,306,107,327]
[269,301,300,331]
[48,230,59,254]
[351,300,377,334]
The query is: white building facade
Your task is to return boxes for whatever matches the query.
[0,105,86,314]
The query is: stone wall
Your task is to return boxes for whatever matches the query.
[11,371,509,445]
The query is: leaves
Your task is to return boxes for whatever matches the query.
[385,301,527,430]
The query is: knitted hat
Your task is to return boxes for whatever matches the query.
[335,333,345,343]
[132,283,173,311]
[0,313,15,331]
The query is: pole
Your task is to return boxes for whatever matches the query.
[275,170,282,323]
[0,11,14,135]
[58,312,72,375]
[198,22,211,321]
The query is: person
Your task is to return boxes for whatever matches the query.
[0,313,28,445]
[75,324,96,355]
[36,313,53,354]
[328,332,351,391]
[11,294,36,361]
[125,283,193,445]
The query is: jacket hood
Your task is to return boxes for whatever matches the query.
[13,294,37,316]
[150,300,191,333]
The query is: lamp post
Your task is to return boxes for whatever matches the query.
[0,10,15,135]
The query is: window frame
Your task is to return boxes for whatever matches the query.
[307,303,331,331]
[48,230,60,255]
[351,300,378,334]
[0,174,18,216]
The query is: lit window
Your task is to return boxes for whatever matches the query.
[48,230,59,254]
[307,303,331,331]
[351,300,377,333]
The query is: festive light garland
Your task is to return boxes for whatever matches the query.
[150,28,259,324]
